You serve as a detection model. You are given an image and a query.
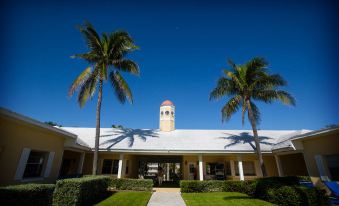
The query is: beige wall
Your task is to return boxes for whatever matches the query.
[300,132,339,186]
[0,115,66,185]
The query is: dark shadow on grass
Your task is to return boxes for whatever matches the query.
[219,132,274,151]
[222,195,255,200]
[100,128,159,148]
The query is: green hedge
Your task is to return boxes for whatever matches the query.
[0,183,55,206]
[109,178,153,191]
[223,180,257,195]
[266,186,328,206]
[180,177,328,206]
[53,175,110,206]
[180,180,256,194]
[180,180,224,192]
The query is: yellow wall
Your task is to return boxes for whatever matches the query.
[300,132,339,187]
[0,115,66,185]
[279,153,308,176]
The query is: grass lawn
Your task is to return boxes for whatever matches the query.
[95,191,152,206]
[182,192,275,206]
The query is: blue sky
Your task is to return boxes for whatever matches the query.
[1,0,338,130]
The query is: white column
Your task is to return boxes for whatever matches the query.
[315,155,330,181]
[117,154,124,179]
[77,152,85,174]
[199,154,204,181]
[237,155,244,181]
[166,163,170,181]
[230,160,236,177]
[274,155,283,177]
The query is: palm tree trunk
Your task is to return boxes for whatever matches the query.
[246,99,267,177]
[93,79,103,175]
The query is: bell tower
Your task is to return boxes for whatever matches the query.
[159,100,175,132]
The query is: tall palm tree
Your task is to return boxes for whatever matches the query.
[209,57,295,177]
[68,22,139,175]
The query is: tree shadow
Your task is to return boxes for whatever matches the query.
[100,128,159,148]
[220,132,274,150]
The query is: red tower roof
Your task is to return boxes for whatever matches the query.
[161,100,174,106]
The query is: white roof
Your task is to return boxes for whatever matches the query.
[61,127,311,153]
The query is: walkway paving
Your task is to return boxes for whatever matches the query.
[147,188,186,206]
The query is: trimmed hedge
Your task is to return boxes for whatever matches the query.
[266,186,328,206]
[223,180,257,195]
[180,180,224,192]
[109,178,153,191]
[180,177,329,206]
[0,183,55,206]
[53,175,110,206]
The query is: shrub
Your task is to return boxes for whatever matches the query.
[297,176,312,182]
[297,186,328,206]
[223,180,257,195]
[265,185,329,206]
[180,180,224,193]
[109,178,153,191]
[53,176,110,206]
[0,183,55,206]
[254,176,299,199]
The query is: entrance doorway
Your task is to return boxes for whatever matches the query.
[137,155,182,187]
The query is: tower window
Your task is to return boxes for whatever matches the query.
[165,111,169,115]
[161,111,163,115]
[171,111,174,116]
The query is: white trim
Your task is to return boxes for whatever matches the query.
[77,152,86,174]
[198,154,203,181]
[274,155,283,177]
[44,151,55,177]
[237,155,244,181]
[14,148,31,180]
[315,155,330,181]
[117,154,124,179]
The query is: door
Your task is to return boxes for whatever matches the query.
[188,162,197,180]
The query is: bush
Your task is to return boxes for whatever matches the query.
[254,176,300,200]
[266,186,328,206]
[0,183,55,206]
[267,186,304,206]
[109,178,153,191]
[53,176,110,206]
[297,176,312,182]
[223,180,257,195]
[180,180,225,193]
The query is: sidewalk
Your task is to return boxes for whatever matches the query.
[147,188,186,206]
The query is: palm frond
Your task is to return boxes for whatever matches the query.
[78,22,102,54]
[68,67,91,97]
[221,95,242,122]
[223,69,243,90]
[249,101,261,125]
[252,90,296,106]
[77,69,99,107]
[209,77,237,100]
[113,59,140,76]
[109,71,133,104]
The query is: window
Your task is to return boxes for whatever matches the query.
[326,155,339,181]
[23,151,46,178]
[171,111,174,117]
[102,159,119,174]
[165,111,169,115]
[225,161,231,175]
[206,163,224,175]
[125,160,129,175]
[235,161,256,176]
[161,111,163,116]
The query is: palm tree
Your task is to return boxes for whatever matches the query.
[209,57,295,177]
[68,22,139,175]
